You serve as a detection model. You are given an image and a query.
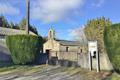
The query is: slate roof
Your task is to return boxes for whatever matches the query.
[0,27,36,35]
[56,39,81,46]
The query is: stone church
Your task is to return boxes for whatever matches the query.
[43,29,113,71]
[43,28,84,60]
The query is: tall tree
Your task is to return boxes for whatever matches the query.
[19,18,38,35]
[19,18,26,30]
[0,15,9,28]
[84,17,112,53]
[10,22,14,29]
[14,24,20,29]
[29,25,38,35]
[70,26,87,43]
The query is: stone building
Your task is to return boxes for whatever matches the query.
[44,28,113,71]
[43,29,84,61]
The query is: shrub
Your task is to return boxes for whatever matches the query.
[6,35,43,65]
[84,17,112,53]
[104,23,120,73]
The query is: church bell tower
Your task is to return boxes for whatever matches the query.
[48,28,55,40]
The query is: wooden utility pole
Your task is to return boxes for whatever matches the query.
[26,0,30,34]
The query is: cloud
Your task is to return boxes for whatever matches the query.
[31,0,84,23]
[92,0,105,7]
[0,3,20,15]
[69,25,87,43]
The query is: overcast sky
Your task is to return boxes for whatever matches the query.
[0,0,120,40]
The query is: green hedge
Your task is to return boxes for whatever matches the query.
[6,35,43,65]
[104,23,120,72]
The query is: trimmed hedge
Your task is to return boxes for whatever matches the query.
[6,35,43,65]
[104,23,120,73]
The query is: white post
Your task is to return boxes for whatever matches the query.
[96,51,100,72]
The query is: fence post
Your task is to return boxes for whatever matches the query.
[96,51,100,72]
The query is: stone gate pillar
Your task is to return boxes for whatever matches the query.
[88,41,100,72]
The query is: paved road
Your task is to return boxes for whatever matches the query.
[0,42,83,80]
[0,66,86,80]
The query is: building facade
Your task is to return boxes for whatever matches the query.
[43,29,84,61]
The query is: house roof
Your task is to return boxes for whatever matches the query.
[55,39,81,46]
[0,27,36,35]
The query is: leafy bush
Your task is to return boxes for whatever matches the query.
[84,17,112,53]
[104,23,120,73]
[6,35,43,65]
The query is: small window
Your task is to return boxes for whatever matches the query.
[66,47,69,52]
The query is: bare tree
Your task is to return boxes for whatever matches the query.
[70,26,87,44]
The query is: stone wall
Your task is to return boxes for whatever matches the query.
[99,53,113,70]
[78,52,113,71]
[59,45,79,52]
[78,53,89,68]
[44,39,113,71]
[58,51,78,61]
